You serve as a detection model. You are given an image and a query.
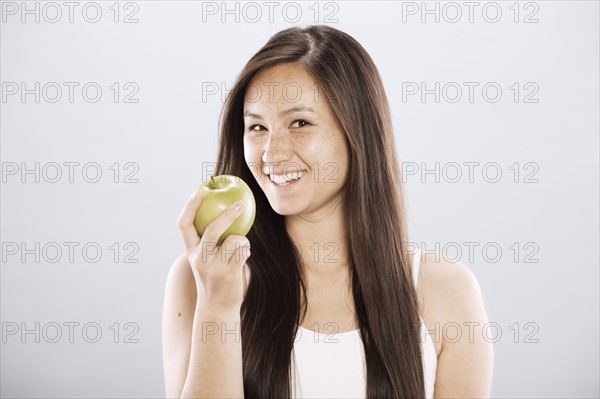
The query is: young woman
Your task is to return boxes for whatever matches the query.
[163,25,493,398]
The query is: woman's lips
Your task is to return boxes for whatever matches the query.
[269,171,307,185]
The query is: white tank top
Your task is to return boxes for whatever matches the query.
[244,248,437,398]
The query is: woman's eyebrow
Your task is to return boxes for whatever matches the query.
[279,106,315,116]
[243,106,315,119]
[243,111,263,119]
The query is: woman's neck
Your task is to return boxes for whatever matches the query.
[284,195,349,278]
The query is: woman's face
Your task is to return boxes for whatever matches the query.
[243,62,349,217]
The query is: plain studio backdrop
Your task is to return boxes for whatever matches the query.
[1,1,598,397]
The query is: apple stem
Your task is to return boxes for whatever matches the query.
[210,176,216,189]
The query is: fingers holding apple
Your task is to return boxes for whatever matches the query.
[176,175,256,310]
[176,190,204,253]
[199,201,248,251]
[193,175,256,247]
[220,233,251,264]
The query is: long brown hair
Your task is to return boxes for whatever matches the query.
[214,25,424,398]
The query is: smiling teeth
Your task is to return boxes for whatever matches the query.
[270,171,306,185]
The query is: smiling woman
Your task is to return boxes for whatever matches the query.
[242,63,350,218]
[163,25,493,398]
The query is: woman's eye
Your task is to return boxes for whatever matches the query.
[291,119,311,128]
[247,124,266,132]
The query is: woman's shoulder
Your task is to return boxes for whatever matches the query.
[418,251,481,295]
[165,253,196,304]
[417,251,494,395]
[417,251,488,344]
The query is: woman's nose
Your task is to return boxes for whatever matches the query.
[262,133,292,164]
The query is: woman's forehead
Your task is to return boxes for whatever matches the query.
[243,65,329,111]
[251,62,313,85]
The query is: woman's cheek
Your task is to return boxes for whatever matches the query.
[244,137,260,158]
[243,146,260,177]
[291,135,320,156]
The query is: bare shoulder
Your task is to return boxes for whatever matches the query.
[417,251,494,397]
[165,254,196,303]
[418,250,487,324]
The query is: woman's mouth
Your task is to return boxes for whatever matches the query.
[269,171,307,186]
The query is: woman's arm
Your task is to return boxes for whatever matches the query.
[162,253,196,398]
[163,192,250,398]
[431,259,494,398]
[162,253,245,398]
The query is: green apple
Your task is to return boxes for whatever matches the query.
[193,175,256,246]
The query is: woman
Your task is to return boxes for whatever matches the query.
[163,25,493,398]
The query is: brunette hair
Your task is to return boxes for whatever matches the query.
[214,25,424,398]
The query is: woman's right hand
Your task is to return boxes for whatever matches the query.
[176,191,251,312]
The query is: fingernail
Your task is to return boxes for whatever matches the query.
[233,201,245,212]
[193,191,202,200]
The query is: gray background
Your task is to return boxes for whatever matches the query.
[1,1,598,397]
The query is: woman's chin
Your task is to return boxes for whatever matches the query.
[265,197,305,216]
[270,203,302,216]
